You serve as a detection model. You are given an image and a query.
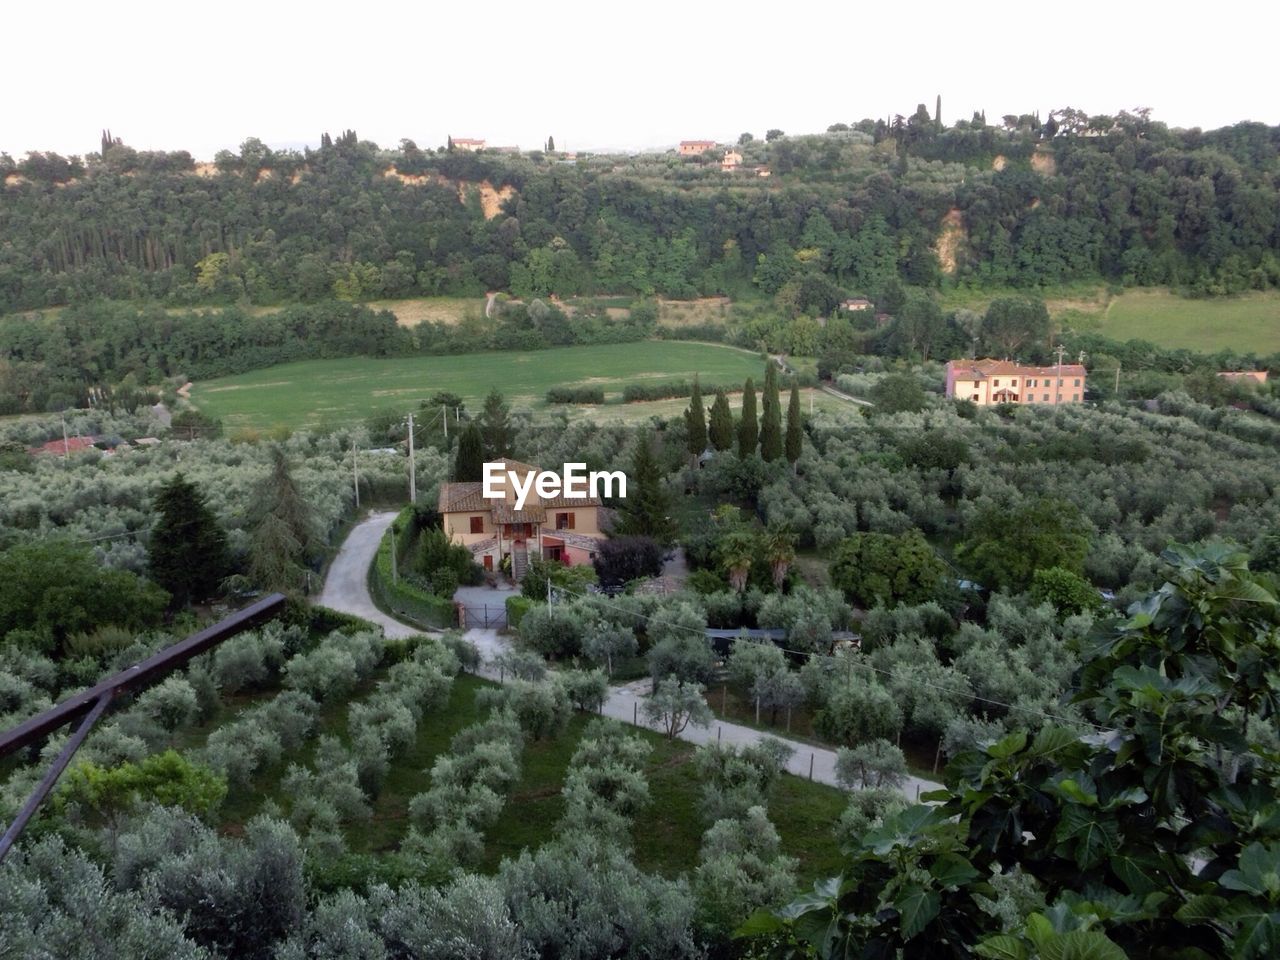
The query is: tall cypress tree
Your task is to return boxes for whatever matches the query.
[149,473,230,607]
[785,384,803,470]
[480,389,512,460]
[684,376,707,461]
[455,420,485,481]
[709,390,734,452]
[613,431,675,545]
[737,379,758,458]
[760,363,783,462]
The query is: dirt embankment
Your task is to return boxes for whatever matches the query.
[383,168,515,220]
[935,208,966,276]
[1031,148,1057,176]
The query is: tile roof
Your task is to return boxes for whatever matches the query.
[438,459,604,514]
[948,359,1087,380]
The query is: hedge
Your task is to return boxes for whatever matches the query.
[621,380,736,403]
[545,386,606,404]
[506,595,538,631]
[368,508,455,630]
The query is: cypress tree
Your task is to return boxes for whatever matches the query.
[684,376,707,461]
[149,473,230,607]
[480,389,512,460]
[547,135,556,152]
[613,431,675,545]
[785,384,803,470]
[760,364,783,462]
[737,379,758,458]
[709,389,734,452]
[455,420,485,481]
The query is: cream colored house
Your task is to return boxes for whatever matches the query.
[721,149,743,171]
[451,138,486,152]
[679,140,716,156]
[946,359,1087,406]
[438,458,606,579]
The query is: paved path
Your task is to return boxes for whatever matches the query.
[317,511,419,639]
[321,515,943,800]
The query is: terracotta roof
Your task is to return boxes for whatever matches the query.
[948,359,1087,380]
[28,436,98,456]
[491,503,546,524]
[541,494,603,508]
[438,482,486,513]
[680,140,716,147]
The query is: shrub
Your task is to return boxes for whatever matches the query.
[476,679,572,740]
[591,536,665,588]
[505,595,536,631]
[545,386,606,404]
[518,603,583,660]
[835,739,908,790]
[208,626,287,694]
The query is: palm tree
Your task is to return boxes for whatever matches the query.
[764,525,797,590]
[718,528,758,593]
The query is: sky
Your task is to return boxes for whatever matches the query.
[4,0,1276,160]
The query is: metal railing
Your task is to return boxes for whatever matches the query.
[0,592,286,863]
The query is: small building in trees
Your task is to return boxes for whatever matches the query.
[840,298,873,312]
[945,359,1087,406]
[721,149,743,171]
[1217,370,1268,384]
[451,138,486,152]
[679,140,716,156]
[437,458,606,580]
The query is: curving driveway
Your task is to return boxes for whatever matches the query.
[316,511,420,639]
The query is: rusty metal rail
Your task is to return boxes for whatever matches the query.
[0,592,286,862]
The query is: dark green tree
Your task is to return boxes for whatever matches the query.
[958,497,1089,592]
[784,384,803,468]
[479,389,512,460]
[759,364,783,462]
[684,376,707,461]
[869,373,927,413]
[829,531,948,608]
[149,474,231,607]
[454,420,485,482]
[547,135,555,152]
[709,390,735,452]
[245,446,318,594]
[737,378,758,458]
[612,431,675,545]
[982,297,1051,357]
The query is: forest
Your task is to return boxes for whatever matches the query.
[2,110,1279,317]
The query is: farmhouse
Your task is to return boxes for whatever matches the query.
[840,297,873,312]
[451,138,486,152]
[721,149,743,171]
[945,358,1087,406]
[438,458,606,580]
[679,140,716,156]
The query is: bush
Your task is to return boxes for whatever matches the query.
[283,630,382,702]
[518,603,584,660]
[506,595,536,630]
[545,386,606,404]
[591,536,665,588]
[476,680,572,740]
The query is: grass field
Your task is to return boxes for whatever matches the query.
[941,284,1280,354]
[1095,289,1280,353]
[190,342,771,431]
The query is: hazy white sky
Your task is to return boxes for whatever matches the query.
[4,0,1275,159]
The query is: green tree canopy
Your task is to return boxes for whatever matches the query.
[149,473,231,607]
[830,530,948,608]
[958,497,1089,592]
[737,378,758,458]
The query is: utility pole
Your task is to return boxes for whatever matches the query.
[407,413,417,503]
[61,415,69,463]
[1054,344,1066,405]
[351,436,360,509]
[442,404,448,441]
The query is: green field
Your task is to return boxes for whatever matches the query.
[190,341,769,431]
[941,284,1280,354]
[1095,289,1280,353]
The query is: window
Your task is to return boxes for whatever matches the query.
[993,378,1000,387]
[1058,378,1064,386]
[1042,394,1049,402]
[556,512,575,530]
[1074,378,1081,386]
[1073,393,1080,401]
[1028,378,1036,387]
[482,555,493,571]
[469,516,484,534]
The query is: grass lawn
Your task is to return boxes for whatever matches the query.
[364,297,486,327]
[189,341,770,432]
[192,669,851,883]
